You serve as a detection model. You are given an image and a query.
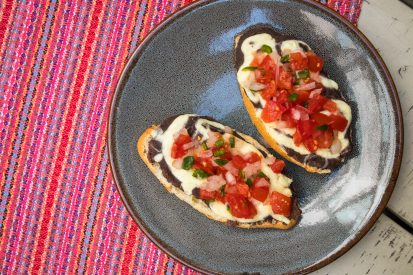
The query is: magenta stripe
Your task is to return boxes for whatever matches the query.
[62,3,126,271]
[43,3,114,273]
[0,2,41,265]
[131,230,147,273]
[85,173,113,274]
[95,184,120,274]
[16,1,89,270]
[6,1,62,272]
[0,2,34,171]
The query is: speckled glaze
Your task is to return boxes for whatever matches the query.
[108,0,403,274]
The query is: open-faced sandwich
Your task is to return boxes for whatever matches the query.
[235,26,352,174]
[137,114,301,229]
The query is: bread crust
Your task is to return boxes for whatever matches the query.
[137,123,300,229]
[234,35,330,174]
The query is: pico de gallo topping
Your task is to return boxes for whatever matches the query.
[170,129,291,219]
[243,46,349,153]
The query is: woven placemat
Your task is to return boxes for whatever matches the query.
[0,0,362,273]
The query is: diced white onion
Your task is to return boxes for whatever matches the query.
[255,178,270,188]
[225,171,236,185]
[172,158,183,169]
[224,161,239,176]
[330,138,342,154]
[309,88,323,98]
[244,161,261,178]
[249,82,266,91]
[202,175,226,191]
[296,82,316,91]
[182,141,196,150]
[264,156,276,165]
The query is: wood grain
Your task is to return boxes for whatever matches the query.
[357,0,413,227]
[314,215,413,274]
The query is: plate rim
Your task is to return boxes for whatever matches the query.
[107,0,404,273]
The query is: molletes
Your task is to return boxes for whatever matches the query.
[137,114,301,229]
[234,25,352,173]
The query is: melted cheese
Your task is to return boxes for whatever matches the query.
[151,114,292,224]
[237,33,352,159]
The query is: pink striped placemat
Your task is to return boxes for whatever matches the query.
[0,0,362,273]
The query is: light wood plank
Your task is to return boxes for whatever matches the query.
[314,215,413,275]
[357,0,413,226]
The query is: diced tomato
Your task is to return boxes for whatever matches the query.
[270,159,285,173]
[225,184,238,195]
[312,112,332,126]
[226,194,257,219]
[315,128,334,149]
[245,152,261,163]
[199,189,226,203]
[278,68,293,90]
[290,52,308,71]
[171,133,192,158]
[261,55,276,71]
[199,189,216,200]
[323,100,338,113]
[308,94,327,113]
[330,115,348,132]
[269,191,291,216]
[293,130,302,146]
[214,146,232,161]
[231,155,247,169]
[261,100,286,122]
[225,183,249,198]
[236,182,250,198]
[275,89,289,104]
[251,178,270,202]
[303,138,318,152]
[281,110,297,128]
[255,55,276,84]
[295,90,310,105]
[307,53,324,73]
[260,80,276,101]
[297,119,316,139]
[194,157,215,175]
[214,191,226,203]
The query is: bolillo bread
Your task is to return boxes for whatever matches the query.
[234,26,352,174]
[138,114,301,229]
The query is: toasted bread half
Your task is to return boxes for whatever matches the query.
[137,115,301,229]
[234,26,352,174]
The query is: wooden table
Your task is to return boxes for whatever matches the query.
[314,0,413,273]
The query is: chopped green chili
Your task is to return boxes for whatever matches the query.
[288,93,298,102]
[192,169,209,179]
[246,178,253,187]
[257,171,267,178]
[201,141,208,150]
[242,66,258,71]
[239,169,246,180]
[181,156,194,170]
[296,69,310,79]
[213,149,225,157]
[214,159,229,166]
[260,44,273,54]
[317,124,329,131]
[229,136,235,148]
[280,55,290,63]
[215,139,224,147]
[220,185,226,196]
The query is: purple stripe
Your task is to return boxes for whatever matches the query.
[16,1,89,271]
[5,1,59,272]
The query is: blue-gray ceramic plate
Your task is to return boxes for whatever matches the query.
[108,0,403,274]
